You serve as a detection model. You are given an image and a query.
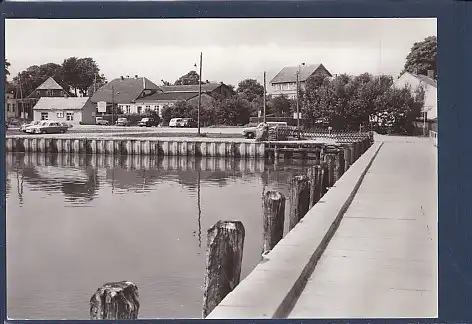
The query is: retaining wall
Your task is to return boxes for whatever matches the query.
[5,136,266,158]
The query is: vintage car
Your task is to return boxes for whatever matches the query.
[137,117,159,127]
[25,121,69,134]
[242,122,288,139]
[180,118,197,128]
[96,117,109,126]
[115,117,130,126]
[169,118,183,127]
[20,121,41,132]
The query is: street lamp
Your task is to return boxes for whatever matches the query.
[296,62,305,138]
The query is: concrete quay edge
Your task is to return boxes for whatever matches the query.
[206,141,384,319]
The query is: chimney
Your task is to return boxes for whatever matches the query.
[135,75,138,79]
[120,76,124,80]
[126,75,130,78]
[427,70,435,79]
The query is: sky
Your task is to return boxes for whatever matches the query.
[5,18,436,88]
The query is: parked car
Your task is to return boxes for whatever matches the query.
[115,117,130,126]
[169,118,183,127]
[96,117,109,126]
[60,122,73,129]
[180,118,197,128]
[137,117,159,127]
[242,122,288,139]
[20,121,41,132]
[25,121,69,134]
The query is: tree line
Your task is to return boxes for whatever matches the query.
[5,57,106,98]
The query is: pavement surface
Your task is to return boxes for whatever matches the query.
[288,135,438,318]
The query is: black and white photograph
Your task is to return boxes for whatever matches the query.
[4,18,437,320]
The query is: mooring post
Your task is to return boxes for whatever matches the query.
[289,175,310,230]
[334,150,345,182]
[307,166,316,208]
[202,221,245,318]
[343,144,351,171]
[90,281,139,320]
[262,191,286,254]
[320,161,329,196]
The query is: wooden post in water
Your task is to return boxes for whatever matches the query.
[202,220,245,318]
[90,281,139,320]
[334,150,345,182]
[289,175,310,230]
[343,145,351,171]
[320,161,329,196]
[262,191,286,254]
[307,166,323,208]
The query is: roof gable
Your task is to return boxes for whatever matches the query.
[91,77,159,104]
[270,64,331,84]
[33,97,90,110]
[395,72,437,89]
[36,77,64,91]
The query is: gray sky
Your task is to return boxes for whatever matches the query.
[5,18,436,87]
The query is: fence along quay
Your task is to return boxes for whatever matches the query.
[5,130,373,319]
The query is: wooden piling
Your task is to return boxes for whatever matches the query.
[334,150,345,182]
[90,281,139,320]
[262,191,286,254]
[320,161,329,196]
[202,220,245,318]
[343,145,351,171]
[289,175,310,230]
[307,166,323,208]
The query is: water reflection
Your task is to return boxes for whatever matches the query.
[6,153,316,320]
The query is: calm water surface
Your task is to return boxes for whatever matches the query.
[6,153,314,319]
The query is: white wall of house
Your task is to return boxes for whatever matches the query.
[128,101,176,117]
[34,110,83,124]
[394,73,437,120]
[270,82,306,99]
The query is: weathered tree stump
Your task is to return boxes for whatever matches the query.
[202,221,245,318]
[289,175,310,230]
[90,281,139,320]
[262,191,286,254]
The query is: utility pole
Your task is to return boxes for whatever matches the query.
[198,52,202,136]
[263,71,267,123]
[112,85,115,125]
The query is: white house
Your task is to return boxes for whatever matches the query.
[393,71,437,120]
[269,63,332,99]
[33,97,95,124]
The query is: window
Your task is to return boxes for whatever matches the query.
[41,112,48,120]
[146,105,151,110]
[7,103,11,112]
[137,106,142,114]
[66,112,74,121]
[126,105,131,114]
[57,112,64,118]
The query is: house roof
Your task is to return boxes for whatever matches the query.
[270,64,331,84]
[90,77,159,104]
[159,83,223,93]
[414,73,437,88]
[138,92,199,102]
[36,77,65,91]
[33,97,90,110]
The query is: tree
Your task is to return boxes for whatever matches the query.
[5,59,10,81]
[269,95,292,117]
[62,57,104,96]
[236,79,264,102]
[404,36,437,78]
[174,70,200,85]
[214,97,252,125]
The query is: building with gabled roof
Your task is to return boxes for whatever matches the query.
[269,63,332,99]
[393,70,437,120]
[32,97,95,124]
[27,77,69,99]
[91,75,160,114]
